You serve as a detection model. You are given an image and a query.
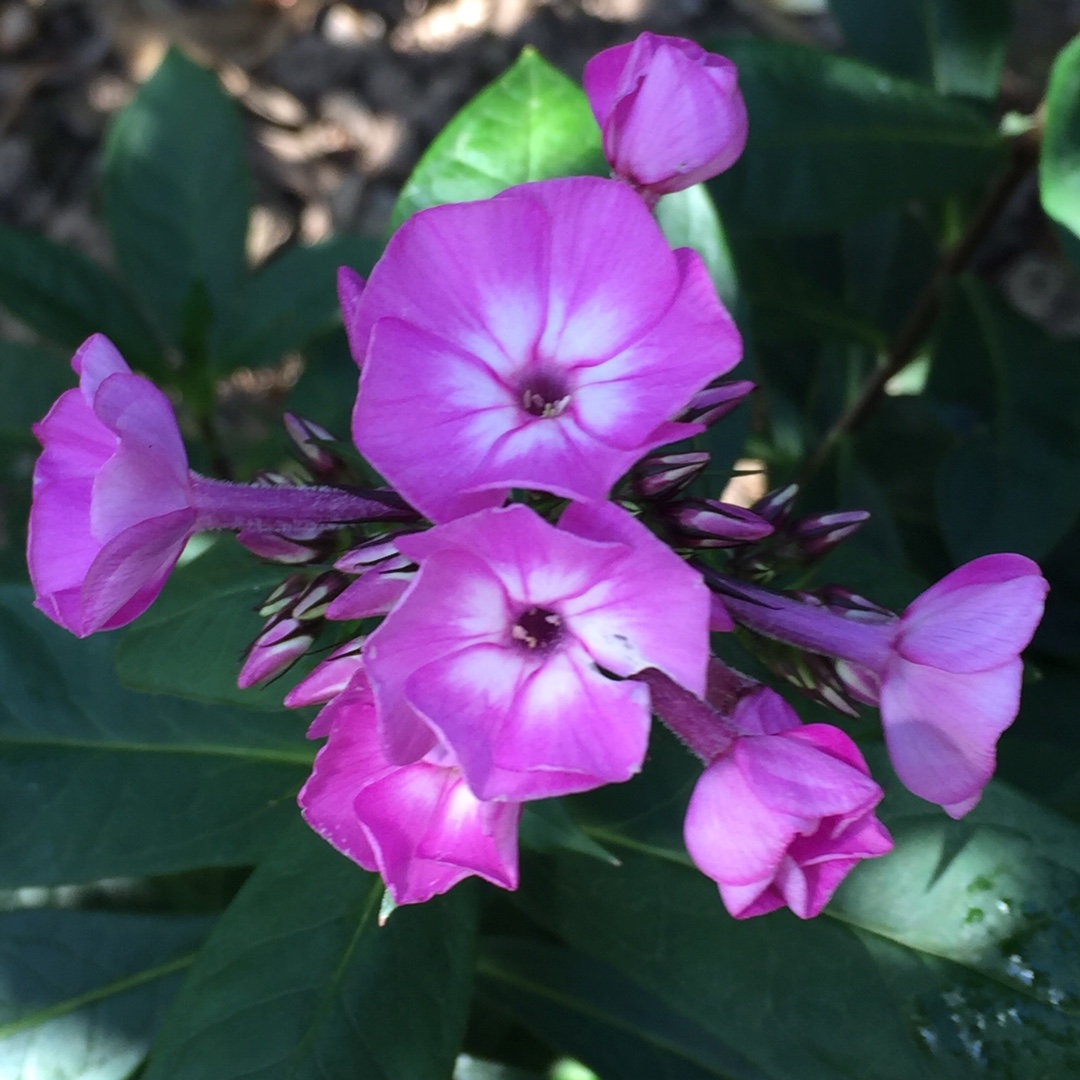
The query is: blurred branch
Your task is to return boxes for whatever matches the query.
[801,125,1043,484]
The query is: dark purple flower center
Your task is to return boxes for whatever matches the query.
[520,371,571,419]
[511,606,563,652]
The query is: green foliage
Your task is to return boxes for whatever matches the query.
[0,910,212,1080]
[392,48,606,226]
[709,39,1004,232]
[0,586,310,886]
[209,234,382,372]
[1040,32,1080,274]
[505,732,1080,1080]
[143,821,478,1080]
[0,227,162,375]
[113,540,301,711]
[103,48,250,350]
[830,0,1012,99]
[928,277,1080,561]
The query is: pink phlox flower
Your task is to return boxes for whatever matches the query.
[349,176,742,522]
[299,669,519,905]
[583,33,748,199]
[865,553,1049,819]
[716,554,1048,818]
[28,334,196,636]
[685,700,892,920]
[363,501,710,801]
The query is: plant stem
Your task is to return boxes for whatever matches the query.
[800,130,1040,483]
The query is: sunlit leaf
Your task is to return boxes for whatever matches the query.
[392,48,605,227]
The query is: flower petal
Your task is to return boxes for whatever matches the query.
[880,658,1022,811]
[365,548,510,763]
[684,752,794,887]
[407,641,650,801]
[571,248,740,451]
[558,500,709,694]
[899,555,1048,673]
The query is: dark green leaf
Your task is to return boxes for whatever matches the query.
[0,585,310,886]
[520,799,620,865]
[709,39,1004,232]
[0,910,211,1079]
[830,0,1012,99]
[0,227,161,372]
[144,820,477,1079]
[479,937,770,1080]
[392,48,605,227]
[515,847,937,1080]
[103,48,249,347]
[211,234,381,371]
[526,726,1080,1079]
[929,277,1080,561]
[0,340,72,440]
[114,540,301,711]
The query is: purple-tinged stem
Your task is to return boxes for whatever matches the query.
[634,667,739,762]
[190,474,418,533]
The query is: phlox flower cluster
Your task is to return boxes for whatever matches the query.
[25,33,1048,921]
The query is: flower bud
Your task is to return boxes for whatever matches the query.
[789,510,870,561]
[750,484,799,527]
[669,499,774,548]
[238,616,316,689]
[631,451,710,501]
[238,526,333,566]
[284,413,342,481]
[335,534,412,575]
[584,33,748,200]
[678,380,755,428]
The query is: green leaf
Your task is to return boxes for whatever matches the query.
[114,540,299,711]
[0,910,211,1079]
[829,767,1080,1077]
[709,39,1004,232]
[1040,33,1080,272]
[479,937,771,1080]
[210,234,382,372]
[392,48,605,228]
[515,848,937,1080]
[0,226,161,372]
[830,0,1012,99]
[928,277,1080,561]
[143,820,478,1079]
[0,340,73,440]
[521,728,1080,1079]
[520,799,620,865]
[0,585,310,886]
[656,184,739,310]
[103,48,250,347]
